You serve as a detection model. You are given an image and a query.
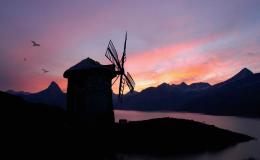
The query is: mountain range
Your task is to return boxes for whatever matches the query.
[7,81,66,109]
[6,68,260,117]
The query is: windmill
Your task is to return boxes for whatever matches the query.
[105,32,135,101]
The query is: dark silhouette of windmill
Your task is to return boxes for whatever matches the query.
[63,32,135,128]
[105,32,135,101]
[31,40,40,47]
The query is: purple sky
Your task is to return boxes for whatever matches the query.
[1,0,260,92]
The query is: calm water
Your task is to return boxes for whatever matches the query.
[114,110,260,160]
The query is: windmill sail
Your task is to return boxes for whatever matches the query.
[121,32,127,66]
[105,40,121,70]
[125,72,135,91]
[105,32,135,102]
[118,75,125,98]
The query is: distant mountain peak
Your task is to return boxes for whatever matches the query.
[48,81,59,88]
[232,68,253,80]
[158,82,170,88]
[239,68,253,75]
[171,82,188,90]
[47,81,62,93]
[215,68,254,87]
[179,82,188,86]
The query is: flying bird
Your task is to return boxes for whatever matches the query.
[42,69,49,73]
[31,40,40,47]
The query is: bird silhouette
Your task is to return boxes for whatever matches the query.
[42,69,49,73]
[31,40,40,47]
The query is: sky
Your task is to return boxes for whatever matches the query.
[1,0,260,93]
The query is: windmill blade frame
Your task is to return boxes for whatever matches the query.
[105,40,121,71]
[118,75,126,99]
[112,75,120,85]
[124,72,135,91]
[105,32,135,102]
[121,32,127,66]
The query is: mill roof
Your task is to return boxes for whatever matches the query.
[63,58,115,78]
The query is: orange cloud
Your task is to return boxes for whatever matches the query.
[122,33,245,92]
[120,33,230,92]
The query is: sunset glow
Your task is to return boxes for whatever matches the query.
[1,0,260,93]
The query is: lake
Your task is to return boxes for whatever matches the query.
[114,110,260,160]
